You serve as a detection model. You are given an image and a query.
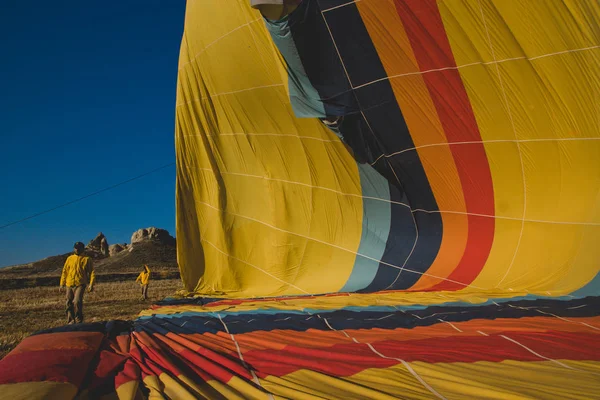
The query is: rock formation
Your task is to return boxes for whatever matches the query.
[86,232,109,257]
[130,228,176,246]
[108,243,128,257]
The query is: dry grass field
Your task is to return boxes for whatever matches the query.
[0,278,183,359]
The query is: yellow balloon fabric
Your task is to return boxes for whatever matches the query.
[175,0,600,298]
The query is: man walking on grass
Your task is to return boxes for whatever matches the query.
[136,265,151,300]
[59,242,95,324]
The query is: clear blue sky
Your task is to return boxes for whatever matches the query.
[0,1,187,267]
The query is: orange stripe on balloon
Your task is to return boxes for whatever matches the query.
[392,0,495,290]
[216,315,600,350]
[355,0,469,290]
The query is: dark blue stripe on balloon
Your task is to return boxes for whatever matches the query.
[286,0,359,116]
[321,4,442,290]
[134,296,600,336]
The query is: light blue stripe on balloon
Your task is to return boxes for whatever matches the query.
[571,271,600,298]
[340,164,391,292]
[264,17,327,118]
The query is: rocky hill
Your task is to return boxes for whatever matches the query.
[0,228,179,280]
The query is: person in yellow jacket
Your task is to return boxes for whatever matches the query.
[59,242,95,324]
[136,265,151,300]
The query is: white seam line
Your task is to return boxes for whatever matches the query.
[206,83,284,100]
[176,45,600,107]
[410,312,458,320]
[535,309,600,331]
[320,313,445,398]
[566,304,587,310]
[196,168,411,207]
[385,175,419,289]
[178,18,261,70]
[319,8,353,88]
[477,331,489,336]
[242,7,276,103]
[366,343,447,399]
[199,132,342,143]
[321,316,359,343]
[500,335,576,370]
[201,239,309,294]
[176,83,285,107]
[365,314,395,321]
[369,137,600,165]
[190,134,600,146]
[193,167,599,226]
[361,111,419,288]
[196,199,483,288]
[438,319,463,332]
[411,208,599,226]
[578,322,600,331]
[289,134,315,292]
[528,44,600,60]
[352,45,600,90]
[507,304,536,310]
[478,0,526,289]
[217,314,269,394]
[322,0,360,13]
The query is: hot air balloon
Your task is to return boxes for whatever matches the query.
[1,0,599,398]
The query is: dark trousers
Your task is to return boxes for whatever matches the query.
[141,284,149,300]
[66,285,85,323]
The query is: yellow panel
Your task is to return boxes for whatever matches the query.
[441,0,600,293]
[409,360,600,400]
[264,366,431,400]
[261,360,600,400]
[498,223,600,294]
[490,57,600,142]
[522,141,600,224]
[293,241,359,293]
[482,142,524,219]
[115,380,142,400]
[471,218,523,289]
[196,204,308,296]
[0,382,77,400]
[490,0,600,58]
[175,0,363,295]
[441,0,600,62]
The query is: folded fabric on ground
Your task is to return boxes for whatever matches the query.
[1,294,599,399]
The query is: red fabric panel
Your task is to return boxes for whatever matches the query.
[164,332,251,380]
[114,359,141,390]
[88,349,128,392]
[242,330,600,378]
[0,349,97,385]
[393,0,495,290]
[0,331,103,385]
